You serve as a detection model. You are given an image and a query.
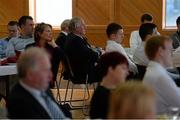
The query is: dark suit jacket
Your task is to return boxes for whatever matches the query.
[56,32,67,50]
[7,83,71,119]
[64,33,99,84]
[171,31,180,49]
[26,43,63,87]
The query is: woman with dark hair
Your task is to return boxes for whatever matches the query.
[26,23,63,88]
[90,51,129,119]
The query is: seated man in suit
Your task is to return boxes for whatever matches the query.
[7,47,70,119]
[64,17,102,84]
[171,16,180,49]
[56,19,70,50]
[143,36,180,115]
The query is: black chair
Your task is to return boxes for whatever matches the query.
[55,54,92,112]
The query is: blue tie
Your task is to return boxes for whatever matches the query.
[41,92,66,119]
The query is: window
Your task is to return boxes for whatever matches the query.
[163,0,180,29]
[29,0,72,29]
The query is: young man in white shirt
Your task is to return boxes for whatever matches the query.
[143,36,180,115]
[133,23,158,66]
[105,23,138,76]
[130,13,153,55]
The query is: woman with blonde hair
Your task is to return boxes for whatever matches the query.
[108,82,156,119]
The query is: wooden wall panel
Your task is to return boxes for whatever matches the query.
[0,0,29,37]
[73,0,115,25]
[114,0,164,47]
[0,0,176,48]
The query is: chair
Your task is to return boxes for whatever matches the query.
[55,54,93,114]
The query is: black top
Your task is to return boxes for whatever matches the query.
[90,85,111,119]
[64,33,99,84]
[26,43,64,87]
[7,83,68,119]
[55,32,67,50]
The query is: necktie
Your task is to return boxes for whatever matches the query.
[41,92,66,119]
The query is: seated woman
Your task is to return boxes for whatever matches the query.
[90,52,129,119]
[26,23,63,87]
[108,82,155,119]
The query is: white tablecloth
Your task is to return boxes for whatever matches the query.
[0,64,17,76]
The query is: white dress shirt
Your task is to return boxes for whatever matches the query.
[106,40,138,74]
[130,30,160,55]
[143,61,180,115]
[133,41,149,66]
[130,30,142,55]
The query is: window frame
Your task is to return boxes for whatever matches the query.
[162,0,178,30]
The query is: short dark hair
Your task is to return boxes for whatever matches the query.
[96,52,129,81]
[176,16,180,25]
[18,16,33,28]
[106,23,123,38]
[141,14,153,23]
[139,23,157,41]
[8,21,19,26]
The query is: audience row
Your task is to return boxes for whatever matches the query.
[0,13,180,119]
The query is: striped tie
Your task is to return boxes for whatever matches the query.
[41,92,66,119]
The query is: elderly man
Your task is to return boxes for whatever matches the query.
[143,36,180,115]
[56,19,71,50]
[7,47,70,119]
[64,17,102,84]
[6,16,34,59]
[0,21,19,59]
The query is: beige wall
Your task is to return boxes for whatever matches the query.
[0,0,176,47]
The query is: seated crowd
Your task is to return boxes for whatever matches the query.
[0,13,180,119]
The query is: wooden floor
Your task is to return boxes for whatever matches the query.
[52,88,94,119]
[0,80,95,119]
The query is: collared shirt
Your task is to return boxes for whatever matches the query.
[130,30,142,55]
[143,61,180,115]
[19,81,66,119]
[106,40,138,74]
[61,31,68,36]
[130,30,160,55]
[6,36,34,57]
[133,41,149,66]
